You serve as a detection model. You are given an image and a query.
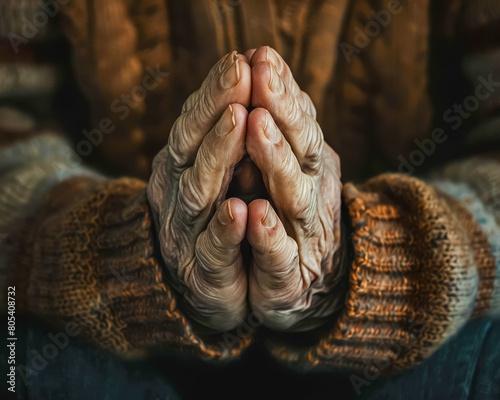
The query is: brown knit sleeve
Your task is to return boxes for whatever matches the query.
[2,176,251,360]
[270,156,500,374]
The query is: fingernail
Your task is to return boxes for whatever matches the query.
[262,112,280,144]
[220,59,240,89]
[261,202,276,228]
[218,199,234,226]
[219,51,237,73]
[216,105,236,136]
[266,47,280,71]
[268,63,284,94]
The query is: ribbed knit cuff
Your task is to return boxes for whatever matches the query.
[271,172,499,374]
[3,177,252,360]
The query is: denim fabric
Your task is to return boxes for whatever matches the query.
[2,318,180,400]
[2,317,498,399]
[362,318,500,400]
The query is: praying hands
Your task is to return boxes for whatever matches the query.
[147,47,343,332]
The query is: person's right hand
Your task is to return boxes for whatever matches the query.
[147,52,251,331]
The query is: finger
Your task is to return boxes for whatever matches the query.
[181,51,250,114]
[160,51,251,173]
[246,108,315,223]
[174,103,247,237]
[247,199,302,330]
[250,46,316,118]
[243,48,257,63]
[194,198,247,288]
[252,60,323,175]
[187,198,248,331]
[149,53,250,217]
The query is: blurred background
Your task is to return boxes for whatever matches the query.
[1,0,499,399]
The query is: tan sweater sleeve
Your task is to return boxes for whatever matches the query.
[2,174,251,360]
[271,156,500,374]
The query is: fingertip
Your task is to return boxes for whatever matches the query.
[248,198,269,219]
[215,198,247,244]
[251,60,272,107]
[220,52,251,107]
[228,197,248,223]
[236,60,252,107]
[247,199,288,260]
[234,52,250,64]
[247,199,277,237]
[243,48,257,63]
[230,103,248,129]
[245,108,266,161]
[249,46,270,66]
[247,108,282,166]
[247,106,268,128]
[218,51,236,73]
[251,60,272,85]
[247,107,269,144]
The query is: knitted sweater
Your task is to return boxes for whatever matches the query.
[43,0,471,180]
[2,133,499,373]
[1,0,500,377]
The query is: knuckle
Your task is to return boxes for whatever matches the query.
[182,89,199,114]
[147,168,167,214]
[195,226,231,268]
[283,200,309,224]
[286,95,301,124]
[178,169,211,218]
[301,91,317,118]
[166,144,186,178]
[168,115,197,168]
[286,104,307,139]
[168,118,186,162]
[282,176,315,221]
[198,87,218,121]
[197,140,220,173]
[303,121,324,174]
[270,240,299,272]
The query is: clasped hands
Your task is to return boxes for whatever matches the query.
[148,47,343,333]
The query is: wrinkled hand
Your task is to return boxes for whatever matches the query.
[147,52,251,331]
[245,47,344,331]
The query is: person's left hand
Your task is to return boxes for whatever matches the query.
[243,47,345,331]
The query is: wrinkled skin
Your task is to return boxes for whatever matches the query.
[147,47,343,332]
[147,52,251,330]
